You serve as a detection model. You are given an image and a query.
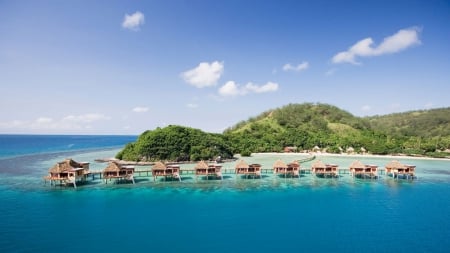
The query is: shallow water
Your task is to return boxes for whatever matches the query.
[0,136,449,252]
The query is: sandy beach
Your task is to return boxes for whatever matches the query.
[254,152,450,161]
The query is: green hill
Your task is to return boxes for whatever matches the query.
[224,103,450,157]
[116,103,450,161]
[116,125,234,162]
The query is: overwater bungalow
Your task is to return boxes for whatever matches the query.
[235,160,262,179]
[103,162,135,184]
[273,159,287,175]
[385,160,416,179]
[273,159,300,178]
[287,160,301,178]
[151,162,181,181]
[311,160,338,178]
[195,160,223,180]
[44,159,90,188]
[349,160,378,179]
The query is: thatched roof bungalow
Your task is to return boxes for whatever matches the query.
[45,158,89,188]
[385,160,416,179]
[273,159,287,175]
[273,160,300,178]
[195,161,223,180]
[152,162,181,181]
[349,160,378,179]
[311,160,338,178]
[235,160,262,179]
[287,160,300,178]
[103,162,135,184]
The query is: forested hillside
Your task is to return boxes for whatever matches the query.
[224,103,450,157]
[116,103,450,161]
[116,125,234,162]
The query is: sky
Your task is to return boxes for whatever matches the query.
[0,0,449,135]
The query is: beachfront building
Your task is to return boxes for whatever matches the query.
[349,160,378,179]
[235,160,262,179]
[195,160,223,180]
[311,160,338,178]
[103,161,135,184]
[151,162,181,181]
[385,160,416,179]
[45,159,90,188]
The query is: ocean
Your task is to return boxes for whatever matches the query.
[0,135,449,252]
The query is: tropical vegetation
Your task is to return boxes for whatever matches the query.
[116,103,450,161]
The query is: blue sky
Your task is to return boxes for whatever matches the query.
[0,0,449,134]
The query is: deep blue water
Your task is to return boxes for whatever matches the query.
[0,134,136,159]
[0,135,449,252]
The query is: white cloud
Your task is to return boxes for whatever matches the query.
[332,27,421,64]
[424,102,434,109]
[181,61,224,88]
[132,107,149,113]
[282,62,309,72]
[122,11,145,31]
[0,114,111,132]
[325,68,337,76]
[361,105,372,112]
[186,103,198,109]
[63,113,110,123]
[218,81,279,97]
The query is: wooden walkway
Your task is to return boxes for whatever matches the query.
[86,168,385,180]
[84,154,392,180]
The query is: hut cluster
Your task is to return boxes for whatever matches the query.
[44,158,416,188]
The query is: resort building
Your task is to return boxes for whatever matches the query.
[273,159,287,175]
[103,161,135,184]
[235,160,262,179]
[287,160,301,177]
[151,162,181,181]
[349,160,378,179]
[311,160,338,178]
[273,159,300,178]
[45,159,90,188]
[385,160,416,179]
[194,160,223,180]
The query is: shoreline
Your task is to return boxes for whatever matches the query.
[254,152,450,161]
[96,151,449,166]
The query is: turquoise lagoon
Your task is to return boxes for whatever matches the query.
[0,135,449,252]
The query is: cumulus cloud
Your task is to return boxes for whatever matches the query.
[181,61,224,88]
[332,27,421,64]
[122,11,145,31]
[132,107,149,113]
[0,114,111,132]
[218,81,279,97]
[283,62,309,72]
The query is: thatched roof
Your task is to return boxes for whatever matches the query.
[152,161,166,170]
[385,160,405,169]
[195,160,209,170]
[311,160,326,169]
[49,159,82,173]
[103,162,121,172]
[273,159,287,169]
[288,160,300,168]
[235,159,249,169]
[349,160,365,169]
